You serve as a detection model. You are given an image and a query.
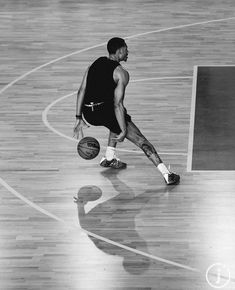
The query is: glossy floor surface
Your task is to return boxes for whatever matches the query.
[1,1,235,289]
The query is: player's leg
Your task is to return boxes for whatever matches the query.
[125,121,180,185]
[108,131,118,148]
[103,131,118,161]
[100,130,127,169]
[99,107,128,169]
[125,121,161,165]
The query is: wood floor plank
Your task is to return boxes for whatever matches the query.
[1,0,235,289]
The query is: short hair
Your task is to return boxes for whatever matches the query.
[107,37,126,54]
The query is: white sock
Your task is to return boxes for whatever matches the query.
[105,146,116,161]
[157,163,170,181]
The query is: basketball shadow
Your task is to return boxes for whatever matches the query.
[74,170,177,275]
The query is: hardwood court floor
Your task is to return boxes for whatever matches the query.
[1,1,235,289]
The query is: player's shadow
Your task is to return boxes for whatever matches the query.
[74,169,176,275]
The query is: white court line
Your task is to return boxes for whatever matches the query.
[1,16,235,275]
[187,66,198,171]
[42,76,191,156]
[0,42,105,95]
[187,65,235,172]
[130,76,192,82]
[2,173,235,276]
[124,16,235,40]
[0,176,200,273]
[0,16,234,96]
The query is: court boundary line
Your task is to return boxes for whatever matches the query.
[187,66,198,171]
[188,170,235,173]
[42,76,191,156]
[0,16,235,275]
[0,16,234,96]
[187,65,235,172]
[0,176,200,273]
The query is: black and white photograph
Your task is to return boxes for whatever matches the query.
[0,1,235,289]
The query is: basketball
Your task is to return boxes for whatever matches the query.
[77,137,100,160]
[77,185,102,202]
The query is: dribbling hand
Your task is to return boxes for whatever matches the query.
[73,119,89,140]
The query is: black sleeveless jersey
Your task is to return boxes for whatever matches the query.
[84,57,120,104]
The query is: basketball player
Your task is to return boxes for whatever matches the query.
[74,37,180,185]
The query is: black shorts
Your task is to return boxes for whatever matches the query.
[82,103,131,134]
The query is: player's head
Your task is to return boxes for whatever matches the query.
[107,37,128,62]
